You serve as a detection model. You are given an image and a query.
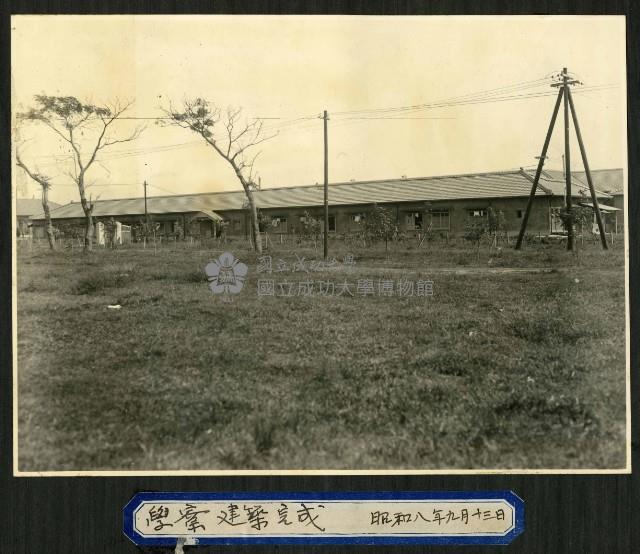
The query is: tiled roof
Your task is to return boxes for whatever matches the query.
[17,198,61,217]
[33,168,613,221]
[38,196,223,221]
[535,169,613,197]
[573,168,624,194]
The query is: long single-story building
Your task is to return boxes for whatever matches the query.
[30,167,623,241]
[17,198,61,237]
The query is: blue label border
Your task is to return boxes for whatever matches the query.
[123,490,524,546]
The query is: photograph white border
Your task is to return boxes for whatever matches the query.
[10,14,631,477]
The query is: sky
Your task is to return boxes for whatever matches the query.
[11,15,627,204]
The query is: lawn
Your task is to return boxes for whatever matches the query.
[16,236,627,471]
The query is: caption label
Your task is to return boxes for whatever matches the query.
[123,491,524,546]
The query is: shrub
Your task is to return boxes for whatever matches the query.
[364,203,396,249]
[73,270,132,295]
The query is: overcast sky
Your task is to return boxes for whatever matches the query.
[11,15,626,204]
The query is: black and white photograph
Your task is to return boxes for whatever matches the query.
[11,14,629,474]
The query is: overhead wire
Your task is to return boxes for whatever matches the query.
[331,83,617,119]
[30,82,618,172]
[27,82,619,159]
[331,76,552,116]
[147,183,178,195]
[19,75,620,180]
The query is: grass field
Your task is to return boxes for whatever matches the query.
[16,237,627,471]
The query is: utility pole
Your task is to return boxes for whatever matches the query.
[562,68,574,251]
[516,67,606,250]
[323,110,329,260]
[562,153,566,205]
[567,86,608,249]
[515,87,563,249]
[143,180,149,225]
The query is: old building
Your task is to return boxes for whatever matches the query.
[30,196,222,242]
[30,168,620,240]
[16,198,61,237]
[542,168,624,234]
[575,168,624,233]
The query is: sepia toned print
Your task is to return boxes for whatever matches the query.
[11,15,628,474]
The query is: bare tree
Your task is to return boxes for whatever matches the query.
[165,99,275,253]
[18,96,143,251]
[15,152,55,250]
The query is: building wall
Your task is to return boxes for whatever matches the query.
[602,193,624,233]
[217,196,561,237]
[35,194,617,241]
[31,212,218,240]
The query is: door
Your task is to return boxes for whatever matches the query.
[550,207,563,233]
[200,220,212,238]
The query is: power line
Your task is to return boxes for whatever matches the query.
[29,140,203,163]
[18,78,619,169]
[29,117,321,161]
[28,83,618,164]
[331,76,551,116]
[337,116,456,120]
[330,83,617,119]
[40,84,615,150]
[20,76,618,132]
[50,182,144,187]
[330,79,616,118]
[147,183,178,195]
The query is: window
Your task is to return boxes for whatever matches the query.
[516,210,523,218]
[468,209,487,218]
[351,213,366,223]
[430,209,450,230]
[271,216,288,233]
[328,214,336,232]
[405,212,423,230]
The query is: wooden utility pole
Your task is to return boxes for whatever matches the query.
[143,180,149,224]
[567,87,608,249]
[516,68,607,250]
[561,154,566,203]
[515,87,563,249]
[323,110,329,260]
[562,68,574,251]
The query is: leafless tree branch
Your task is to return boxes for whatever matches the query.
[163,98,277,253]
[19,95,144,251]
[16,152,50,188]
